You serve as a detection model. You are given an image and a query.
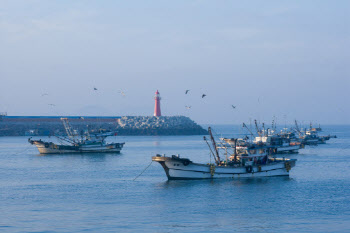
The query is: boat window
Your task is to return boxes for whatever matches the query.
[249,149,256,154]
[259,149,265,154]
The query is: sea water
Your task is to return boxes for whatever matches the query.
[0,125,349,232]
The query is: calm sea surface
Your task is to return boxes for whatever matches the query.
[0,125,349,232]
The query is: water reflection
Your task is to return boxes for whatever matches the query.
[153,141,160,147]
[156,176,293,189]
[35,152,123,162]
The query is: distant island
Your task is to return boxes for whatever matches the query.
[0,115,208,136]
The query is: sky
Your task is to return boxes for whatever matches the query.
[0,0,349,125]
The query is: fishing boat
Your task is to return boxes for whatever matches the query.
[152,127,296,180]
[252,134,300,154]
[242,120,301,154]
[29,118,125,154]
[295,120,336,145]
[301,130,337,145]
[310,123,322,132]
[301,130,323,145]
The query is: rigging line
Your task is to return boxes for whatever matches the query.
[204,136,217,163]
[9,145,32,156]
[217,139,234,154]
[133,161,153,181]
[210,129,233,152]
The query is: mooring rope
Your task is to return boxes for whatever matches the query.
[133,161,153,181]
[9,145,33,156]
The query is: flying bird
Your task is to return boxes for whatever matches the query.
[48,104,56,107]
[118,90,126,96]
[231,105,236,109]
[93,87,98,91]
[202,94,206,98]
[41,93,49,97]
[185,90,190,94]
[185,106,192,109]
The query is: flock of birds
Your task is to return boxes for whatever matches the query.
[42,87,237,111]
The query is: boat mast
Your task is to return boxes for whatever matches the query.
[295,120,301,137]
[243,123,254,140]
[272,117,277,133]
[61,118,78,143]
[233,138,238,162]
[208,127,221,164]
[203,136,218,164]
[255,120,261,137]
[262,123,265,136]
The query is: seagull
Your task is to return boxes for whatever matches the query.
[231,105,236,109]
[202,94,206,98]
[118,90,126,96]
[185,90,190,94]
[41,93,49,97]
[48,104,56,107]
[185,106,192,109]
[93,87,98,91]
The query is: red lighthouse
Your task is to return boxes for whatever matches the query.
[154,90,161,117]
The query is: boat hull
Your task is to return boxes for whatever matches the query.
[30,140,124,154]
[152,156,296,180]
[276,145,300,153]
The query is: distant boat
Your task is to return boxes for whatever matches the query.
[152,127,296,180]
[294,120,336,146]
[300,130,336,145]
[29,118,124,154]
[254,134,301,154]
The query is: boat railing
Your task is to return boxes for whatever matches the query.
[269,157,287,162]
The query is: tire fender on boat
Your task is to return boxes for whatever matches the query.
[183,160,190,166]
[285,162,291,171]
[246,166,253,173]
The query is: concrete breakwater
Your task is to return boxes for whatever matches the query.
[0,116,208,136]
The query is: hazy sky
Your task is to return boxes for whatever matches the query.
[0,1,349,124]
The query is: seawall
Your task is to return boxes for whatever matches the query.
[0,116,208,136]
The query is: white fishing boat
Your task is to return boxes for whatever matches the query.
[223,134,300,154]
[254,135,301,154]
[241,120,300,154]
[29,118,125,154]
[152,127,296,180]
